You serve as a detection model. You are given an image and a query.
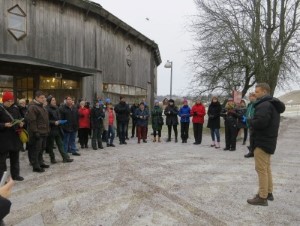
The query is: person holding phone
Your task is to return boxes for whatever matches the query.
[0,177,14,224]
[0,91,24,181]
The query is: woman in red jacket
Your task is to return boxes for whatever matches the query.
[78,101,91,148]
[191,98,206,145]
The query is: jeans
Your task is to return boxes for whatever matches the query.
[118,122,128,143]
[92,128,103,149]
[106,125,115,145]
[63,131,77,153]
[210,128,220,142]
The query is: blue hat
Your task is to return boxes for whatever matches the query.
[105,98,111,103]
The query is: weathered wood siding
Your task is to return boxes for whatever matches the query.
[0,0,156,93]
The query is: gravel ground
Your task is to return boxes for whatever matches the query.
[4,116,300,226]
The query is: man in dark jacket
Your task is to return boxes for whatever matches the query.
[90,102,105,150]
[46,95,73,163]
[59,96,80,156]
[247,83,285,206]
[130,101,139,138]
[164,99,179,142]
[26,91,50,172]
[114,96,130,145]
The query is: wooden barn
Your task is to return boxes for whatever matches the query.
[0,0,161,106]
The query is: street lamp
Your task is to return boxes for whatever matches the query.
[164,60,173,99]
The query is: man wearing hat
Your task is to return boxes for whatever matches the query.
[0,91,24,181]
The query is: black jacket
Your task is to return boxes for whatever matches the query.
[114,102,130,122]
[90,107,105,129]
[0,104,23,153]
[207,102,222,129]
[59,104,79,132]
[0,196,11,221]
[46,104,62,136]
[164,105,179,126]
[250,96,285,154]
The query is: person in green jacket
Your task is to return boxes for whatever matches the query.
[151,100,163,142]
[244,92,257,158]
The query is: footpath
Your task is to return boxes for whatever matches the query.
[5,116,300,226]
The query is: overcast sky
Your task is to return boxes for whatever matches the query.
[94,0,197,97]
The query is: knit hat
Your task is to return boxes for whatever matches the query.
[46,95,54,104]
[168,99,174,103]
[2,91,14,103]
[154,99,159,104]
[183,98,188,104]
[105,98,111,104]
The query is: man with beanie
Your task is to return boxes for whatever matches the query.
[164,99,179,142]
[45,95,73,163]
[191,97,206,145]
[0,91,24,180]
[247,83,285,206]
[114,96,130,144]
[26,91,50,172]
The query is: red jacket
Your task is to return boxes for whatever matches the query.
[191,103,206,124]
[78,107,91,128]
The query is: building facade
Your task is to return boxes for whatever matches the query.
[0,0,161,105]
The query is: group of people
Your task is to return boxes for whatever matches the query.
[0,82,286,224]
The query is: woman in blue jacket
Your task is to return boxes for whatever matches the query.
[178,99,191,143]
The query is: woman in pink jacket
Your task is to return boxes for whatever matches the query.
[78,101,91,148]
[190,98,206,145]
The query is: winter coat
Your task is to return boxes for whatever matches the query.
[103,108,117,130]
[151,106,163,131]
[135,108,149,127]
[26,100,50,136]
[78,107,91,129]
[191,103,206,124]
[130,104,139,122]
[59,104,79,132]
[0,104,23,153]
[114,101,130,123]
[178,105,191,123]
[207,102,222,129]
[249,96,285,154]
[164,105,179,126]
[245,102,255,128]
[46,104,63,137]
[90,107,105,129]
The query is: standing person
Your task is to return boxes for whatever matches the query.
[236,99,248,145]
[26,91,50,172]
[114,96,130,145]
[207,96,222,148]
[164,99,179,142]
[18,99,28,152]
[104,103,116,147]
[0,91,24,180]
[191,98,206,145]
[90,101,105,150]
[0,178,14,225]
[45,95,73,163]
[78,101,91,149]
[59,96,80,156]
[247,83,285,206]
[222,98,238,151]
[244,93,257,158]
[151,100,163,142]
[178,99,191,143]
[135,102,149,143]
[130,101,139,138]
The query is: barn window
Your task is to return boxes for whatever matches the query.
[7,5,27,40]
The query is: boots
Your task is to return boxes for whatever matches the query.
[153,136,156,142]
[51,157,57,164]
[210,141,215,147]
[158,137,161,142]
[175,137,178,143]
[215,142,220,149]
[98,142,104,149]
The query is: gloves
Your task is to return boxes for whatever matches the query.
[193,112,197,116]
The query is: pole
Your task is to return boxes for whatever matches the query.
[170,61,173,99]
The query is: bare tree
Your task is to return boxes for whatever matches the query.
[189,0,300,96]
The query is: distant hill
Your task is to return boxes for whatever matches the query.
[278,90,300,105]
